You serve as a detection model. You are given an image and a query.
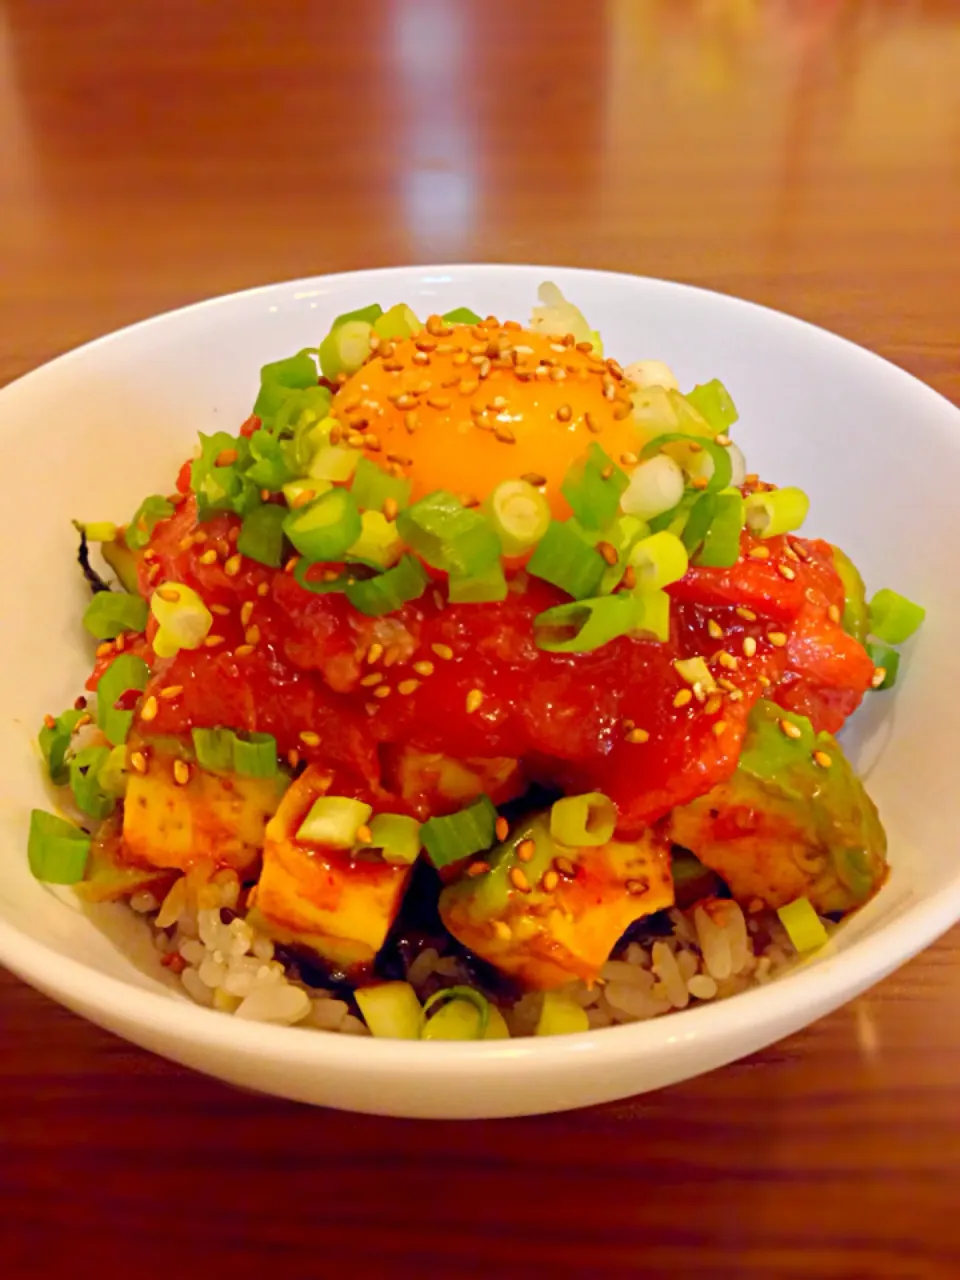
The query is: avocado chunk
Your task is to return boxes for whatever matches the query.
[439,813,673,990]
[667,699,886,914]
[830,544,869,645]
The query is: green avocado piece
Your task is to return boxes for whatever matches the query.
[830,544,869,645]
[668,699,886,914]
[102,537,141,594]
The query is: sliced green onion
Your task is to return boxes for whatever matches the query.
[868,589,926,645]
[191,727,236,772]
[76,521,118,543]
[367,813,422,865]
[69,745,116,820]
[696,490,744,568]
[347,510,403,570]
[684,379,739,433]
[39,709,85,785]
[252,349,320,423]
[96,653,150,746]
[297,795,373,848]
[373,303,420,340]
[396,491,501,575]
[526,520,605,600]
[191,433,259,520]
[484,1006,511,1039]
[318,319,374,379]
[283,477,332,508]
[271,384,333,441]
[630,588,671,642]
[640,433,733,493]
[283,487,362,562]
[82,591,149,640]
[561,443,629,530]
[866,642,900,691]
[308,444,360,484]
[237,503,287,568]
[647,491,696,536]
[447,562,508,604]
[830,546,869,645]
[549,791,616,846]
[355,981,422,1039]
[744,487,809,539]
[332,304,383,327]
[232,732,278,778]
[126,495,174,550]
[421,794,497,869]
[245,429,295,492]
[533,594,639,653]
[777,897,829,953]
[150,582,213,658]
[597,514,650,594]
[620,454,686,520]
[680,492,718,556]
[442,306,482,324]
[28,810,91,885]
[536,989,589,1036]
[485,479,551,556]
[421,986,490,1040]
[97,744,129,798]
[628,531,689,590]
[345,554,428,616]
[350,456,412,514]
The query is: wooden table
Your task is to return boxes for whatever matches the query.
[3,2,959,1274]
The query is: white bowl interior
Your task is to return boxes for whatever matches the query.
[1,265,957,1117]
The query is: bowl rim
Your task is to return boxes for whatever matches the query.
[3,261,959,1074]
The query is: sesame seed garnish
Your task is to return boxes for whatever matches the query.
[198,548,218,565]
[620,451,638,466]
[548,366,567,382]
[412,351,430,367]
[140,695,158,722]
[625,727,650,744]
[156,586,181,603]
[360,672,382,687]
[173,759,191,786]
[871,667,887,689]
[299,730,320,746]
[749,546,770,560]
[622,565,637,589]
[224,554,242,577]
[779,718,803,739]
[742,636,757,658]
[235,644,254,657]
[493,920,513,941]
[541,870,560,893]
[478,358,492,379]
[383,645,402,668]
[494,425,516,444]
[716,650,738,670]
[382,496,399,522]
[130,751,148,774]
[556,404,572,423]
[43,713,57,730]
[242,625,259,647]
[239,601,254,627]
[467,861,490,878]
[554,856,576,879]
[465,688,484,714]
[600,464,614,480]
[426,395,451,410]
[813,750,832,769]
[159,685,183,700]
[459,378,479,396]
[712,721,727,737]
[613,400,633,421]
[290,489,315,509]
[707,619,725,639]
[516,839,536,863]
[413,660,434,677]
[768,631,788,648]
[363,643,383,666]
[257,582,270,597]
[520,472,546,487]
[715,433,732,447]
[509,867,531,893]
[626,878,649,896]
[284,556,299,574]
[432,643,454,660]
[673,689,693,708]
[215,448,238,467]
[373,685,392,699]
[596,540,618,566]
[704,694,723,715]
[757,674,772,688]
[209,603,230,617]
[397,679,420,696]
[735,607,757,622]
[287,749,300,769]
[356,824,373,844]
[495,817,509,842]
[827,604,841,624]
[777,564,797,581]
[203,634,225,648]
[691,476,708,491]
[584,412,602,433]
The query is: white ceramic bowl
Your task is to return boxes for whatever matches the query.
[1,265,955,1118]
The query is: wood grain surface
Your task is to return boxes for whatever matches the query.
[2,2,960,1275]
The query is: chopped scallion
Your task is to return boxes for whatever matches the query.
[252,349,320,424]
[421,986,490,1040]
[549,791,616,846]
[347,510,404,570]
[447,562,508,604]
[355,981,422,1039]
[744,487,809,539]
[318,319,374,379]
[561,443,629,530]
[126,495,174,550]
[526,520,605,600]
[345,554,428,616]
[485,479,551,556]
[373,303,420,340]
[630,588,671,642]
[535,989,589,1036]
[82,591,149,640]
[69,745,116,820]
[866,642,900,691]
[628,531,689,590]
[868,588,926,645]
[282,487,362,562]
[191,727,236,772]
[350,457,412,514]
[696,490,744,568]
[38,709,85,785]
[680,492,718,556]
[533,594,640,653]
[442,306,482,324]
[232,732,278,778]
[777,897,829,953]
[308,443,360,484]
[396,490,501,575]
[28,810,91,885]
[96,653,150,746]
[640,433,733,493]
[421,795,497,869]
[620,454,686,521]
[150,582,214,657]
[684,379,739,433]
[367,813,422,865]
[237,503,288,568]
[297,795,373,848]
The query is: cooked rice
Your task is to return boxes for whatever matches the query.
[138,864,800,1036]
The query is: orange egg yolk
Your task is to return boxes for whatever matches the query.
[331,318,642,514]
